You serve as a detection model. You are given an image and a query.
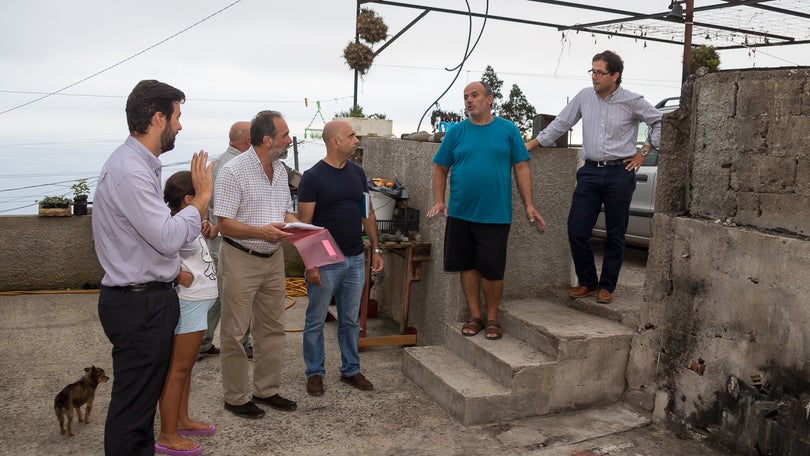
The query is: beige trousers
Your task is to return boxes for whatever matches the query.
[218,241,286,405]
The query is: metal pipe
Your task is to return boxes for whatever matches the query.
[683,0,694,83]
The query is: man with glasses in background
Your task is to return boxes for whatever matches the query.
[525,50,661,304]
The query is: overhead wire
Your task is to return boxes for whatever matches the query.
[0,134,317,213]
[0,0,244,116]
[415,0,490,132]
[0,90,305,105]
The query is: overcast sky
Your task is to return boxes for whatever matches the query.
[1,0,808,213]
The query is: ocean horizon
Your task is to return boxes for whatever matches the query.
[0,135,324,216]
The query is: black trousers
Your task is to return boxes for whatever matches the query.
[98,287,179,456]
[567,163,636,292]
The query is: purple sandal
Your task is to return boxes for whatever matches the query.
[178,424,216,436]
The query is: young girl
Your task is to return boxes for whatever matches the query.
[156,171,218,456]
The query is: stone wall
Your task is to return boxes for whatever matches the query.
[639,67,810,455]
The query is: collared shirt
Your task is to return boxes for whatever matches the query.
[213,147,292,254]
[92,136,201,287]
[208,145,243,225]
[535,86,662,161]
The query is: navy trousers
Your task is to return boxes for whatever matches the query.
[567,163,636,293]
[98,287,178,456]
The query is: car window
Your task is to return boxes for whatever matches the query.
[637,103,677,167]
[637,122,659,166]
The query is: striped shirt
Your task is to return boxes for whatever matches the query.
[92,136,201,286]
[535,86,662,161]
[213,147,292,254]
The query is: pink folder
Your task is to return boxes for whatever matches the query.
[281,224,346,269]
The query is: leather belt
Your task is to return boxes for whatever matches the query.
[223,237,274,258]
[585,159,628,167]
[103,281,175,293]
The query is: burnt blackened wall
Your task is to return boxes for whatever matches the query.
[638,68,810,455]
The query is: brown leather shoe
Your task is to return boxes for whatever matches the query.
[568,286,599,298]
[307,375,324,396]
[596,289,612,304]
[340,372,374,391]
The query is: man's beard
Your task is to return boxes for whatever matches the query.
[271,145,289,160]
[160,124,177,153]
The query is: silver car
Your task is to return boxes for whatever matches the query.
[592,97,679,247]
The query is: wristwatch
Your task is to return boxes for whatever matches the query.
[641,148,651,157]
[373,248,383,254]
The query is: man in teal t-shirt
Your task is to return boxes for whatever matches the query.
[428,80,546,341]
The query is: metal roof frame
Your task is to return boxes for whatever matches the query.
[360,0,810,49]
[352,0,810,106]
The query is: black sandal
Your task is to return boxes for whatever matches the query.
[485,320,502,340]
[461,317,483,336]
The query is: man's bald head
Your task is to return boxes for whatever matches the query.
[321,120,346,145]
[228,121,251,152]
[321,120,358,162]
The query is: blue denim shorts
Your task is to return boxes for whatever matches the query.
[175,298,214,335]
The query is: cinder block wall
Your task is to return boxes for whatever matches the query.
[637,68,810,454]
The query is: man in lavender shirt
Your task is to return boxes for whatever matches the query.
[526,50,661,304]
[92,79,213,456]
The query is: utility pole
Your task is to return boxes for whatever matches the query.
[682,0,694,83]
[292,136,299,171]
[353,1,360,111]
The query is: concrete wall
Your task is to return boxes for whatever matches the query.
[0,215,104,291]
[0,215,303,292]
[357,137,576,345]
[636,67,810,455]
[1,139,575,346]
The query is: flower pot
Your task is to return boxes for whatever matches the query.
[39,203,72,217]
[73,196,88,216]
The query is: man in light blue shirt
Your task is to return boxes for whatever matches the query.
[92,79,213,456]
[526,50,661,304]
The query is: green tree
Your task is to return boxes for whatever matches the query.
[429,104,464,133]
[480,65,504,114]
[500,84,537,140]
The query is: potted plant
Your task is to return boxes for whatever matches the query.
[38,195,72,217]
[71,178,91,216]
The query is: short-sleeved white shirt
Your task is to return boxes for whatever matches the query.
[213,147,292,254]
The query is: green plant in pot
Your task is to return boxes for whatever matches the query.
[38,195,72,216]
[71,178,90,216]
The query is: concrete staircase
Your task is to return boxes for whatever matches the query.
[402,289,637,425]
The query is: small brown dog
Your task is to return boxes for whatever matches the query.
[54,365,109,436]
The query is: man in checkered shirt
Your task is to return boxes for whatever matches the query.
[214,110,301,419]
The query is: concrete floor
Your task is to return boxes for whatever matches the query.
[0,245,732,455]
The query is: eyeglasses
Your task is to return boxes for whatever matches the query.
[588,69,612,77]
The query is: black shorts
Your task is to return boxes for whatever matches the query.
[443,216,510,280]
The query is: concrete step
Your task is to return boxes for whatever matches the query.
[404,298,639,425]
[500,297,636,359]
[444,322,556,389]
[543,286,642,328]
[402,345,515,425]
[500,298,636,411]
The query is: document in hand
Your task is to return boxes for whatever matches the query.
[281,223,346,269]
